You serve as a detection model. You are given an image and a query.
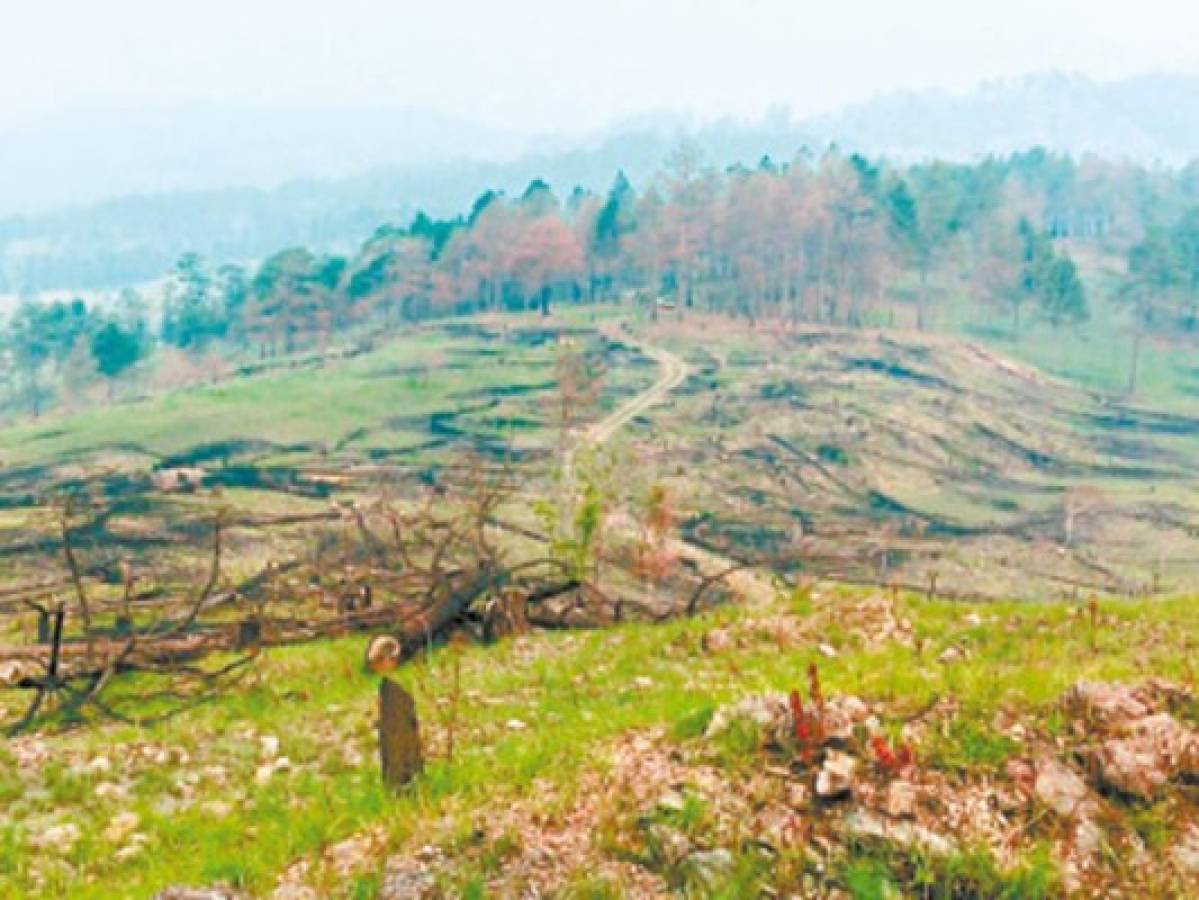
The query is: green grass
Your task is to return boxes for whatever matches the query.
[943,256,1198,412]
[0,588,1194,897]
[0,332,546,467]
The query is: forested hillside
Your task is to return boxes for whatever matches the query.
[7,72,1199,295]
[6,145,1199,425]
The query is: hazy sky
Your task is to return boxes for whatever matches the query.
[4,0,1198,132]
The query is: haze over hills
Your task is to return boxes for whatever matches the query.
[813,71,1199,162]
[4,70,1199,295]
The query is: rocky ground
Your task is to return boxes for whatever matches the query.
[5,582,1197,898]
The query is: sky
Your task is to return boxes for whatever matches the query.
[3,0,1198,134]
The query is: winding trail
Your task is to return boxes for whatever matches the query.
[581,336,779,606]
[585,341,689,445]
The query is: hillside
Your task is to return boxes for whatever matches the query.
[1,313,1198,897]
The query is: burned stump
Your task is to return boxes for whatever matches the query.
[379,677,423,790]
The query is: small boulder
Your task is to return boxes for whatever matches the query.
[701,627,734,653]
[1091,713,1198,799]
[885,780,918,819]
[815,750,857,799]
[103,811,140,844]
[28,823,81,852]
[1062,681,1150,725]
[1033,757,1094,819]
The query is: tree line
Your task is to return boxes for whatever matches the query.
[5,145,1199,419]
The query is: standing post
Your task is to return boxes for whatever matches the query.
[379,677,423,790]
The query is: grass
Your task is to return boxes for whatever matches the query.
[942,252,1198,412]
[841,842,1062,899]
[0,316,654,471]
[1,587,1195,897]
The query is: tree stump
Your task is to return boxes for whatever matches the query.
[235,618,262,651]
[379,678,423,790]
[365,635,401,674]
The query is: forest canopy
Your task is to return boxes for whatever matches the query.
[5,146,1199,420]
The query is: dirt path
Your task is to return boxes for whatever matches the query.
[581,338,779,606]
[585,341,689,445]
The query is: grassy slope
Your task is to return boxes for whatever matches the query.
[1,587,1194,897]
[942,250,1198,413]
[0,333,540,468]
[1,305,1197,895]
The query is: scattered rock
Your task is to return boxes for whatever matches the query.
[885,780,918,818]
[821,695,871,742]
[1032,757,1095,819]
[254,764,276,786]
[377,858,436,900]
[1060,680,1199,800]
[814,751,856,799]
[95,781,131,801]
[937,645,966,665]
[85,756,113,776]
[114,842,145,863]
[701,627,734,653]
[325,832,383,877]
[656,791,686,813]
[1062,681,1150,725]
[705,692,791,747]
[271,885,318,900]
[28,823,81,853]
[1091,713,1198,799]
[103,811,140,844]
[844,809,953,856]
[260,735,280,760]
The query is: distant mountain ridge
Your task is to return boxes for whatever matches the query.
[811,72,1199,163]
[4,71,1199,295]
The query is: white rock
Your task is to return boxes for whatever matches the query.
[29,823,81,852]
[885,780,918,818]
[114,844,143,863]
[937,645,965,665]
[1034,757,1094,819]
[103,811,140,843]
[815,750,856,798]
[504,719,528,731]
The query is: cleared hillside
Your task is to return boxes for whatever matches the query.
[624,317,1199,600]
